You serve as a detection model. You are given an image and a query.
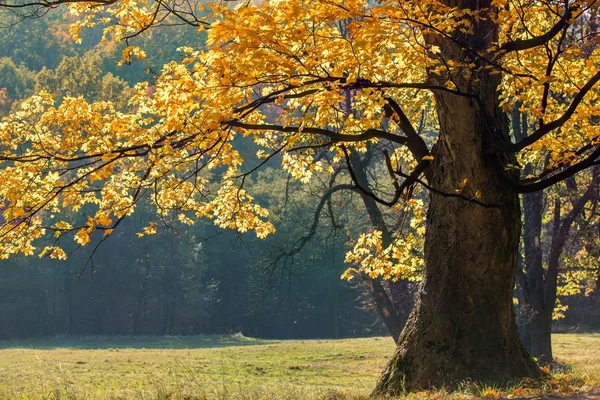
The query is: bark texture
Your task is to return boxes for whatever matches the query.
[518,194,540,341]
[374,92,542,394]
[373,2,543,393]
[512,105,553,364]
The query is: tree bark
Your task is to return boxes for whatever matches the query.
[373,7,545,387]
[512,105,548,358]
[530,315,553,365]
[518,189,546,356]
[374,91,542,393]
[369,279,403,342]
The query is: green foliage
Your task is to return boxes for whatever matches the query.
[35,52,132,107]
[0,12,78,70]
[0,57,35,112]
[0,170,380,339]
[0,217,218,337]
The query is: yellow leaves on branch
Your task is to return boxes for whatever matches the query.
[0,84,274,258]
[1,0,599,265]
[68,0,163,44]
[74,229,92,246]
[497,1,600,170]
[120,46,147,66]
[342,199,426,282]
[38,246,68,260]
[137,222,157,238]
[282,153,326,184]
[204,182,275,239]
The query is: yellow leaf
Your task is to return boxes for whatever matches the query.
[74,229,91,246]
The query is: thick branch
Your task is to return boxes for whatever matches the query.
[382,97,432,182]
[226,120,409,146]
[499,5,575,53]
[500,70,600,153]
[518,147,600,193]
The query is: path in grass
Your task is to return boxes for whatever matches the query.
[0,333,598,399]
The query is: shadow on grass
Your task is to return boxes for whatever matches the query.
[0,333,277,350]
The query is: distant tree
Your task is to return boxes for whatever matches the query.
[512,17,600,364]
[35,52,132,108]
[247,167,384,339]
[516,163,600,364]
[0,57,35,113]
[1,0,600,394]
[0,88,9,115]
[0,11,76,70]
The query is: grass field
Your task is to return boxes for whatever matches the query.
[0,333,598,399]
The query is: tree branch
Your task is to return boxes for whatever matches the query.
[382,97,432,181]
[517,146,600,193]
[499,4,576,53]
[498,70,600,153]
[226,120,409,146]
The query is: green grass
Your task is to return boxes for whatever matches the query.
[0,333,598,399]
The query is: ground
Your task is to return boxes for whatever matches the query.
[0,334,598,399]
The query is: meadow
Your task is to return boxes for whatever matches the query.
[0,334,598,400]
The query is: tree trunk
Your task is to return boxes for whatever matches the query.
[351,151,405,342]
[518,315,534,358]
[513,101,554,365]
[372,2,545,393]
[369,279,403,342]
[389,279,414,331]
[374,83,542,395]
[519,189,546,357]
[511,106,539,355]
[530,315,553,365]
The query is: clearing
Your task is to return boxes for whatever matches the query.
[0,333,598,399]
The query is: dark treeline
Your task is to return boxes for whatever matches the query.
[0,170,384,340]
[0,231,381,340]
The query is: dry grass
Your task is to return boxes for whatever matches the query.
[0,333,597,399]
[553,333,600,377]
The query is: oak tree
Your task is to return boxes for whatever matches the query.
[1,0,600,394]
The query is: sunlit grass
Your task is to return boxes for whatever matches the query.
[553,333,600,377]
[0,333,597,399]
